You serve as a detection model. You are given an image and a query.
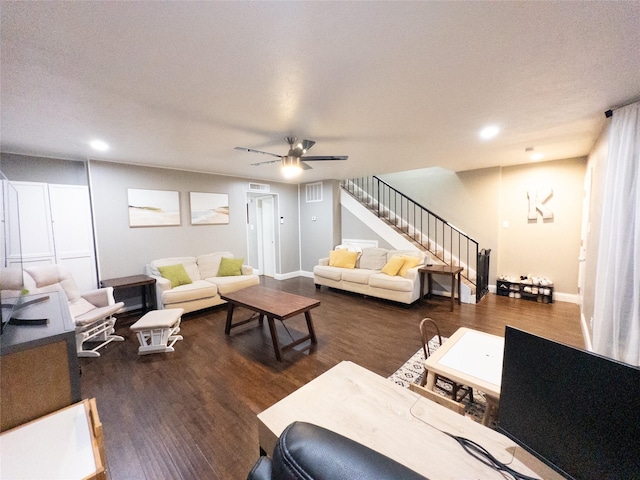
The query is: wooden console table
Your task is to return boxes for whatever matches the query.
[100,274,156,314]
[419,264,464,311]
[0,291,81,432]
[257,361,541,479]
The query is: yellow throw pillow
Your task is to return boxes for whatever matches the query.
[158,263,193,288]
[329,249,359,268]
[399,256,421,276]
[381,255,406,276]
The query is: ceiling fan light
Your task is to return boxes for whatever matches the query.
[281,155,302,178]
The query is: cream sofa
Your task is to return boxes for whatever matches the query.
[313,247,429,305]
[146,252,259,314]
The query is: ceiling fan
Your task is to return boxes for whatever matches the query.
[235,137,348,177]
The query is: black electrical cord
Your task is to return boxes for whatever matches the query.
[443,432,539,480]
[409,397,540,480]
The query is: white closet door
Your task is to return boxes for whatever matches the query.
[48,185,97,291]
[13,182,56,266]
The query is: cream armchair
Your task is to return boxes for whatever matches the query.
[23,265,125,357]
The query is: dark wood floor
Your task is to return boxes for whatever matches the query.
[80,276,583,480]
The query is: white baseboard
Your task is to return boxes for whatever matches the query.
[274,270,310,280]
[554,292,579,304]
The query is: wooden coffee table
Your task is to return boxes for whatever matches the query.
[221,286,320,361]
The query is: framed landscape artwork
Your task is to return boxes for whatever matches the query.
[128,188,181,227]
[189,192,229,225]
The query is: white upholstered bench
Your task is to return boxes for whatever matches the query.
[130,308,184,355]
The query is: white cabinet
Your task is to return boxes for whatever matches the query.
[10,182,55,264]
[11,182,97,291]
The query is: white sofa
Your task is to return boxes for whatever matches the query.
[146,252,259,314]
[313,247,429,305]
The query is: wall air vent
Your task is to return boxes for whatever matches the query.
[306,182,323,203]
[248,183,270,192]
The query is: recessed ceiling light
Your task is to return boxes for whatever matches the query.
[479,125,500,140]
[90,139,109,152]
[530,153,544,161]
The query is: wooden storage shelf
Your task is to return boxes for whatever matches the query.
[496,279,554,304]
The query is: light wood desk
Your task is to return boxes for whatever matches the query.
[258,361,540,480]
[0,398,106,480]
[424,327,503,425]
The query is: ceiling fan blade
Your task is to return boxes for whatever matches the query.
[235,146,282,159]
[300,161,313,170]
[250,159,282,166]
[301,139,316,151]
[301,155,348,161]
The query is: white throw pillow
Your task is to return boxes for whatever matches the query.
[358,248,389,270]
[197,252,234,278]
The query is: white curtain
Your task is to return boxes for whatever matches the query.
[592,102,640,366]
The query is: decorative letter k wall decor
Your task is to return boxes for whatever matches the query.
[527,189,553,221]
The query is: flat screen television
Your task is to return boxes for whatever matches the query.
[498,326,640,480]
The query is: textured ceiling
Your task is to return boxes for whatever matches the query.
[1,1,639,183]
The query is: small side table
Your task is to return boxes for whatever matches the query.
[100,274,156,314]
[419,265,464,311]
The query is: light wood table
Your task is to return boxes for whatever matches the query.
[419,265,464,311]
[257,361,540,480]
[222,285,320,361]
[0,398,106,480]
[424,327,503,426]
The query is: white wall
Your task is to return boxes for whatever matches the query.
[88,161,300,280]
[2,153,588,302]
[497,157,585,298]
[299,180,342,273]
[1,153,87,185]
[379,158,587,300]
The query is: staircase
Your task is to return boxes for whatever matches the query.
[341,176,490,303]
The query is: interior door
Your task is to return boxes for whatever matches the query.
[48,184,98,291]
[257,195,276,277]
[11,182,97,291]
[12,182,56,267]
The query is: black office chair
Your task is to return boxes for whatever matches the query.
[247,422,428,480]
